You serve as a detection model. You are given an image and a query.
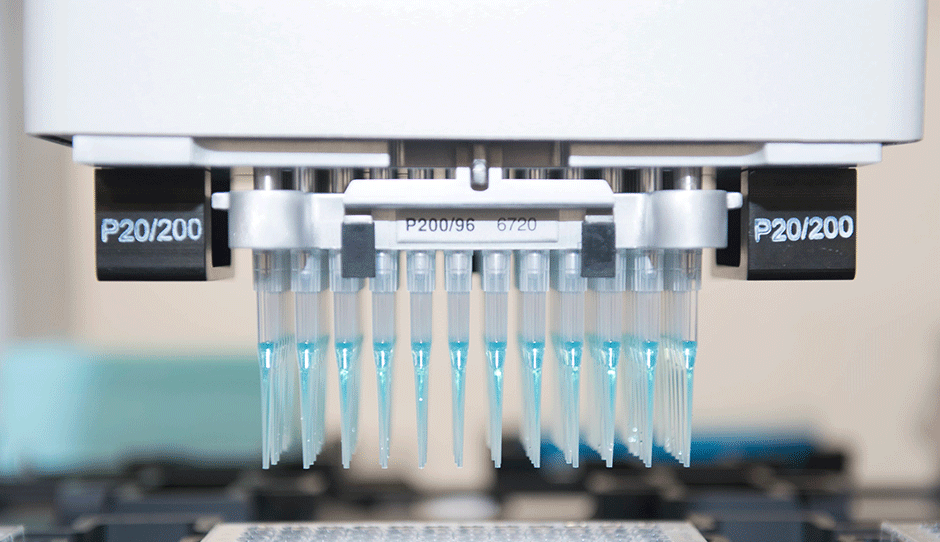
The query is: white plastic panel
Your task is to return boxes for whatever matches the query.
[24,1,926,144]
[343,173,614,210]
[72,136,391,167]
[568,142,884,168]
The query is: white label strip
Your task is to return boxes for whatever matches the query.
[396,210,559,244]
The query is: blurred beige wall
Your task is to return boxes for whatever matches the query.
[12,1,939,489]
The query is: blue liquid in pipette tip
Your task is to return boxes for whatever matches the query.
[553,338,583,467]
[373,340,395,469]
[257,342,276,469]
[335,338,363,469]
[449,340,470,467]
[297,336,329,468]
[411,340,432,468]
[485,340,507,467]
[682,340,697,369]
[519,339,545,468]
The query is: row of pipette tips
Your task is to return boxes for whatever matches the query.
[254,249,698,470]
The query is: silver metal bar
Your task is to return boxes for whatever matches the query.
[525,169,546,180]
[254,167,284,190]
[330,169,353,193]
[639,168,664,193]
[602,168,625,192]
[471,143,489,191]
[674,167,702,190]
[295,167,315,193]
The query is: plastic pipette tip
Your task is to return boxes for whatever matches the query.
[582,349,597,458]
[654,338,696,467]
[657,347,674,457]
[623,339,657,467]
[595,338,620,467]
[449,340,469,467]
[642,341,658,467]
[668,345,680,465]
[621,347,637,461]
[485,341,506,467]
[298,354,312,468]
[273,343,284,465]
[297,337,328,468]
[680,340,697,467]
[373,340,395,469]
[519,339,545,468]
[411,341,431,468]
[556,339,582,467]
[277,337,295,459]
[653,345,667,455]
[336,338,362,469]
[315,357,327,456]
[273,344,283,465]
[257,342,276,469]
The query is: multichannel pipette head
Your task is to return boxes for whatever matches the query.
[31,0,921,477]
[222,165,737,470]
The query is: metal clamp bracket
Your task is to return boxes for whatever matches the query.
[211,169,742,253]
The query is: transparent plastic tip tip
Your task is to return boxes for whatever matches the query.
[293,249,330,468]
[519,293,546,468]
[482,250,511,467]
[621,248,662,467]
[516,250,549,468]
[330,251,365,469]
[623,293,660,467]
[411,296,432,469]
[587,258,625,468]
[371,250,399,469]
[408,250,436,468]
[254,250,293,470]
[449,324,469,468]
[657,249,701,467]
[445,251,472,467]
[549,250,586,468]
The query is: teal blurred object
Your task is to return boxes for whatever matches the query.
[0,341,262,475]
